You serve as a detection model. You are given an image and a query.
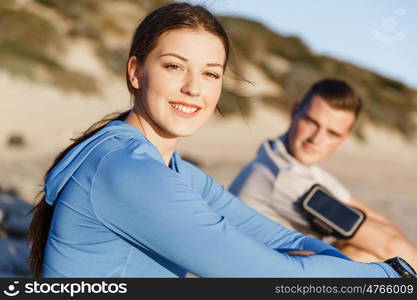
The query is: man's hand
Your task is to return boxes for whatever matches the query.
[333,241,382,262]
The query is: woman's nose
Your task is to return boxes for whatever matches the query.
[180,72,201,97]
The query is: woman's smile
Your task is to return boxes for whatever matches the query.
[169,101,202,118]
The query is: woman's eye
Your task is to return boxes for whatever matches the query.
[205,72,220,79]
[165,64,182,71]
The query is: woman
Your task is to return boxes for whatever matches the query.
[28,2,400,277]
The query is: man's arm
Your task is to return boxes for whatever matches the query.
[337,197,417,269]
[349,197,394,225]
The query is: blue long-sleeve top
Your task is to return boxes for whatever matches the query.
[42,120,398,277]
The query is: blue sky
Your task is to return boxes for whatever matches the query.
[187,0,417,89]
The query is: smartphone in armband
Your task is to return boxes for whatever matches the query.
[301,184,366,239]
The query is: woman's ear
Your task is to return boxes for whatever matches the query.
[127,56,141,90]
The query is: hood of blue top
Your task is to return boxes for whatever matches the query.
[44,120,144,206]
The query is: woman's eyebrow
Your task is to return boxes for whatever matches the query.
[159,53,224,69]
[159,52,188,61]
[207,63,224,69]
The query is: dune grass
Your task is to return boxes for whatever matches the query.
[0,6,98,93]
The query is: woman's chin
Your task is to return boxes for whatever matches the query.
[167,121,206,138]
[161,126,199,138]
[172,128,200,138]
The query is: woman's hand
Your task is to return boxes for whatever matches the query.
[286,250,315,256]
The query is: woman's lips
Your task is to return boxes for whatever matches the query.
[169,101,201,118]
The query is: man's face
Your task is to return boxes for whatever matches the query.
[287,95,356,165]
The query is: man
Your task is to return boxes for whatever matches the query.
[230,79,417,267]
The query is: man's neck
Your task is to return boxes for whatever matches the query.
[282,133,292,156]
[281,133,309,166]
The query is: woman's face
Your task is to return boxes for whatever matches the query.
[132,29,226,138]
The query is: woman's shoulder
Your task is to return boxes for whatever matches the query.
[89,120,165,167]
[94,136,166,177]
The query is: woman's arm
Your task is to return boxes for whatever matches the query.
[180,159,349,258]
[91,152,398,277]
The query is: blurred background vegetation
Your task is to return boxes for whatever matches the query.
[1,0,416,140]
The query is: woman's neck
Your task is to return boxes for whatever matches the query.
[125,109,179,166]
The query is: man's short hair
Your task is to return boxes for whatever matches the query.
[297,79,362,119]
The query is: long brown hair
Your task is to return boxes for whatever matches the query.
[27,2,230,277]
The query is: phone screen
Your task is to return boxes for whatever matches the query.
[307,190,361,232]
